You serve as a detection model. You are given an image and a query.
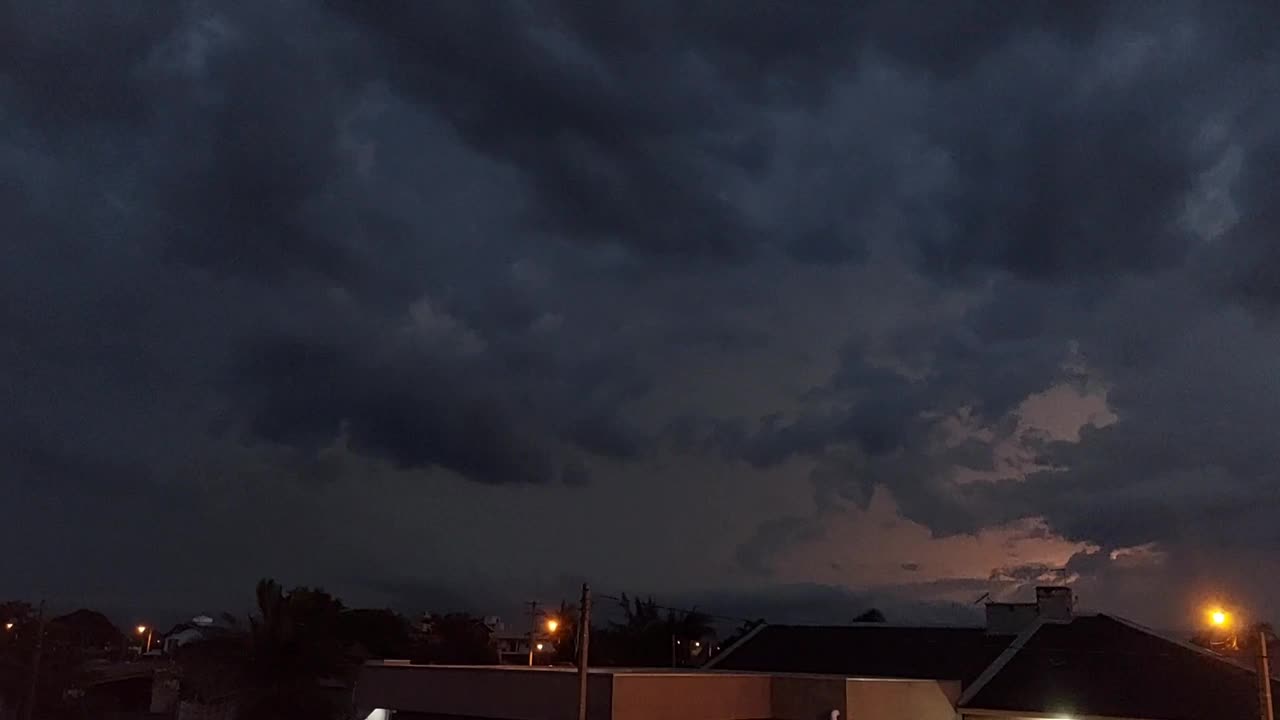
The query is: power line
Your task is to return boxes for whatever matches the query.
[596,593,764,626]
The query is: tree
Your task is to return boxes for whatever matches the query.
[852,608,887,623]
[176,579,351,720]
[338,609,411,662]
[592,595,716,667]
[552,600,580,665]
[417,614,497,665]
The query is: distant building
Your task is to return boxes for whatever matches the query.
[161,615,233,655]
[484,616,558,665]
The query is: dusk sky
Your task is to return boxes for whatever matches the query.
[3,2,1279,630]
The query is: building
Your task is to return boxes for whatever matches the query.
[354,664,958,720]
[161,615,234,655]
[959,613,1280,720]
[351,586,1279,720]
[711,586,1280,720]
[478,616,559,666]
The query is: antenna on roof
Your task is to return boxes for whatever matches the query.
[973,593,991,606]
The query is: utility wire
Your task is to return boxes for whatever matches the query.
[596,593,764,626]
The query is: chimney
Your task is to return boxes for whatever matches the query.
[1034,586,1074,623]
[985,586,1075,634]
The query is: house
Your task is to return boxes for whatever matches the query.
[710,585,1280,720]
[482,616,559,665]
[959,613,1280,720]
[161,615,234,655]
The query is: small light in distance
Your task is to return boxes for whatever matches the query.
[536,643,544,651]
[3,622,13,631]
[136,625,147,634]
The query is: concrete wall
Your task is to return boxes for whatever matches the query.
[356,665,961,720]
[611,674,771,720]
[771,675,848,720]
[845,679,958,720]
[355,666,613,720]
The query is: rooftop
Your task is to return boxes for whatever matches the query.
[707,623,1011,687]
[962,614,1280,720]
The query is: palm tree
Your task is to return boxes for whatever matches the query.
[176,579,350,720]
[239,580,347,720]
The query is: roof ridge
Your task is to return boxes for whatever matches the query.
[956,618,1046,708]
[1099,613,1263,676]
[702,622,767,670]
[762,623,986,630]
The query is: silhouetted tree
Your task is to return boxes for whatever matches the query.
[852,608,887,623]
[417,614,498,665]
[176,579,353,720]
[339,609,412,661]
[592,595,715,667]
[552,600,581,665]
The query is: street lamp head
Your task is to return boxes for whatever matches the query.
[1207,607,1231,628]
[136,625,147,634]
[535,642,544,651]
[545,618,559,633]
[3,622,13,631]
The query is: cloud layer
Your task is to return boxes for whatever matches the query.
[3,0,1280,626]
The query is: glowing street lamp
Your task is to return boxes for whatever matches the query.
[3,622,13,631]
[1203,605,1273,720]
[136,625,153,654]
[546,618,559,634]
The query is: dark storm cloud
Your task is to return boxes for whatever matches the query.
[331,1,757,260]
[5,0,1280,622]
[0,2,183,128]
[230,334,558,485]
[1213,126,1280,308]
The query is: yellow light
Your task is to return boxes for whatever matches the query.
[136,625,147,634]
[1212,610,1227,626]
[545,619,559,633]
[3,623,13,631]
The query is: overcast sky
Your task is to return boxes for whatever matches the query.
[3,1,1279,629]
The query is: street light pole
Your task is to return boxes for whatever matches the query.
[527,601,538,667]
[21,601,45,720]
[577,584,591,720]
[1259,627,1274,720]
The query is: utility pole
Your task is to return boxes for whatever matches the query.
[1259,626,1275,720]
[21,600,45,720]
[577,584,591,720]
[526,601,539,667]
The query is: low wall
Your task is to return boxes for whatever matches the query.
[356,664,960,720]
[611,673,771,720]
[846,678,959,720]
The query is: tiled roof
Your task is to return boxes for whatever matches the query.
[962,614,1280,720]
[708,624,1011,687]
